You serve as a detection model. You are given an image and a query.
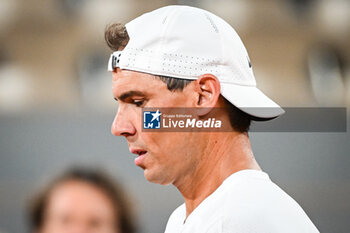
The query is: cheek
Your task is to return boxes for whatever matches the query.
[119,105,142,129]
[142,133,193,161]
[131,108,142,129]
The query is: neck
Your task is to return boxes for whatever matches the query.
[173,132,261,218]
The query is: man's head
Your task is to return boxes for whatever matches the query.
[28,168,136,233]
[106,6,283,185]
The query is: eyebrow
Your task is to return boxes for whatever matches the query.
[115,91,146,101]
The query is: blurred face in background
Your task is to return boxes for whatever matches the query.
[39,179,118,233]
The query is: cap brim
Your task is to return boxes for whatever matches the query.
[220,83,285,120]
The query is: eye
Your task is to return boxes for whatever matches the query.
[133,99,145,107]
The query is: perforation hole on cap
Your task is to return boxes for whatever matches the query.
[122,48,220,77]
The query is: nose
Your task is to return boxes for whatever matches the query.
[111,106,136,137]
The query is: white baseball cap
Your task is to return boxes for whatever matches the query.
[108,5,284,119]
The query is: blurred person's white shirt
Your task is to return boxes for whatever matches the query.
[165,170,319,233]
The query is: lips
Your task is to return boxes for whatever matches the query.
[130,148,147,155]
[130,148,147,167]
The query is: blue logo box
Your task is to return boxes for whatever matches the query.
[143,110,161,129]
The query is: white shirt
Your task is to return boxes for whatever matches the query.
[165,170,319,233]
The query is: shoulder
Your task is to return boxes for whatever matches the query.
[220,209,319,233]
[218,171,319,232]
[220,170,302,210]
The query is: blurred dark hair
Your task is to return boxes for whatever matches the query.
[105,23,251,132]
[28,167,136,233]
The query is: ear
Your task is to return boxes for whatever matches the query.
[194,74,221,116]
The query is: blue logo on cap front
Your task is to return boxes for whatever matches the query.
[143,110,161,129]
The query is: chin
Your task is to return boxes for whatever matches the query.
[144,169,173,185]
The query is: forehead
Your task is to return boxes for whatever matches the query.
[112,69,167,94]
[49,180,108,203]
[46,180,116,216]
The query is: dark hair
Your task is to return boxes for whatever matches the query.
[104,23,130,51]
[222,98,251,132]
[28,167,136,233]
[105,23,251,132]
[155,75,192,91]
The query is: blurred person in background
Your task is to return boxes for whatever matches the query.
[27,167,136,233]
